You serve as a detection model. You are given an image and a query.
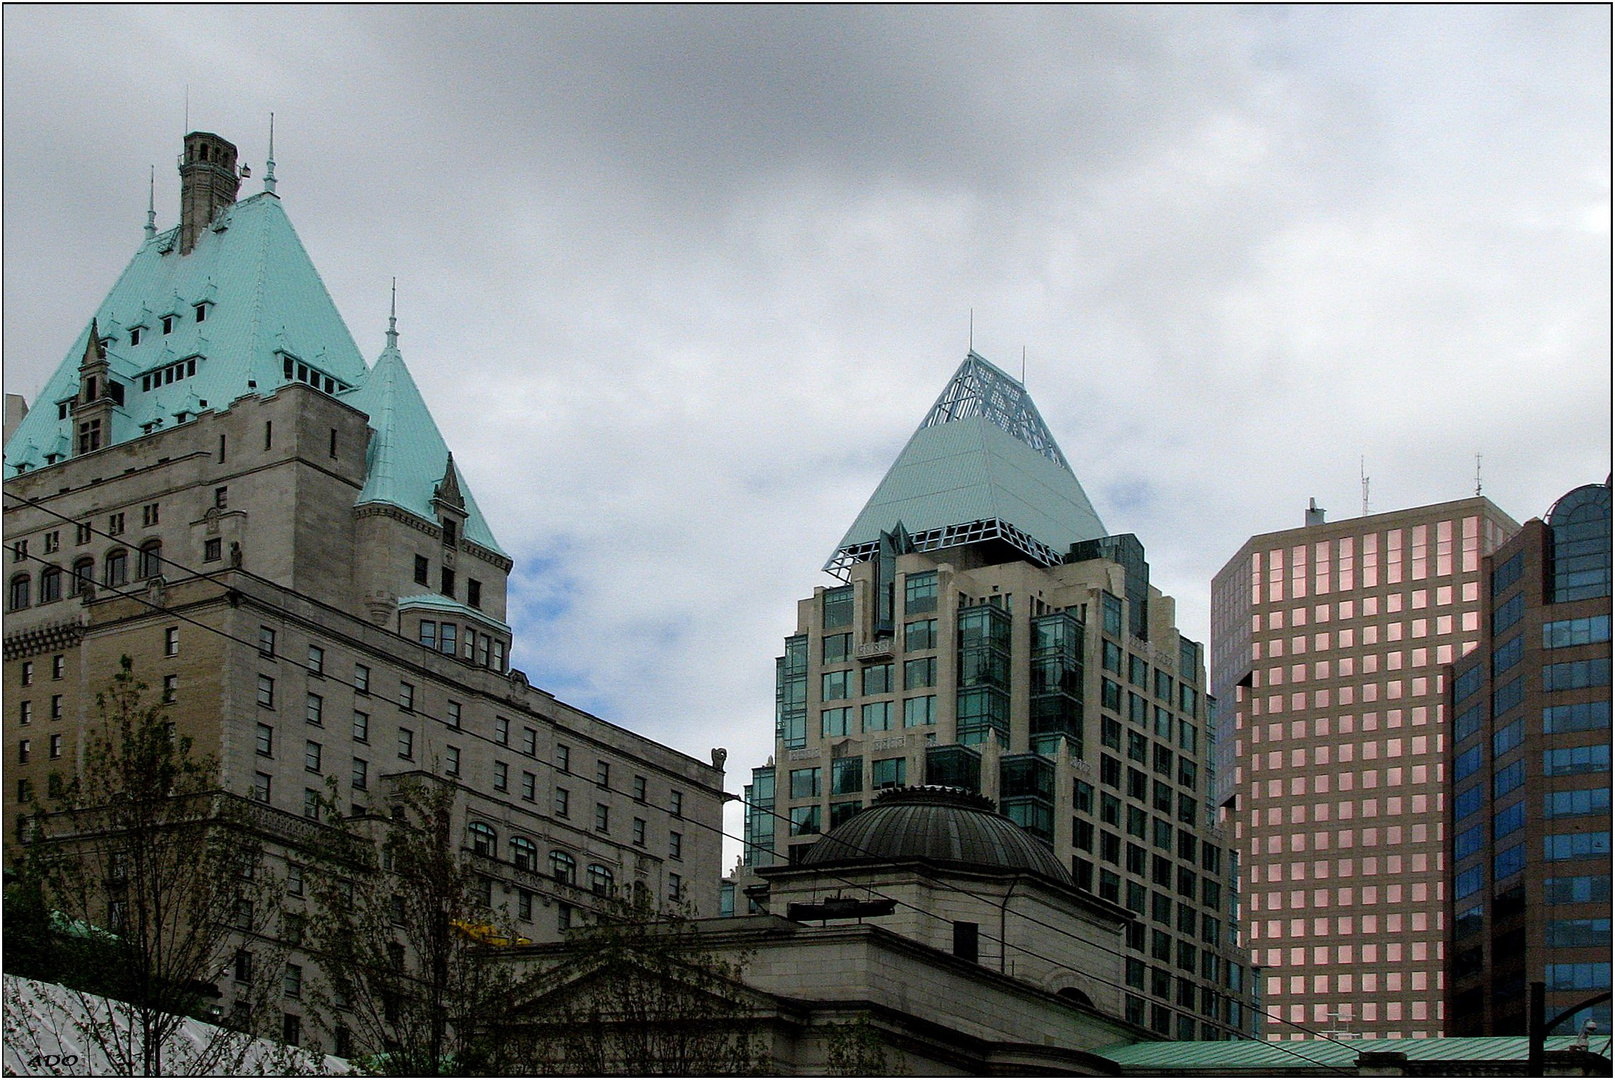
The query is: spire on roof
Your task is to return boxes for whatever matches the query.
[386,277,398,351]
[434,452,466,512]
[921,351,1068,469]
[145,166,157,238]
[263,112,277,195]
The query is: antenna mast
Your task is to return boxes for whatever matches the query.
[1475,453,1483,497]
[969,308,974,353]
[1021,346,1026,386]
[1360,457,1370,517]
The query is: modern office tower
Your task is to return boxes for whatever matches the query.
[3,130,725,1033]
[737,351,1261,1041]
[1446,479,1612,1037]
[1210,498,1521,1039]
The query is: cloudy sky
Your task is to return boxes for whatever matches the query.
[4,6,1609,865]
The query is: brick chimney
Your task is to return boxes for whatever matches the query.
[179,132,240,255]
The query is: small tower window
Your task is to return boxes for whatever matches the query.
[130,328,142,346]
[162,315,174,335]
[199,144,209,162]
[194,304,207,323]
[441,519,458,547]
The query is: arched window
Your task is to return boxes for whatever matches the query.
[587,864,614,896]
[467,821,496,857]
[39,567,61,604]
[1548,482,1613,602]
[510,836,538,872]
[104,549,128,587]
[549,850,576,886]
[70,558,94,596]
[8,574,30,611]
[138,541,163,580]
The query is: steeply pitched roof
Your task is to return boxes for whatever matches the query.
[827,351,1106,577]
[5,180,504,556]
[342,336,505,556]
[4,193,368,475]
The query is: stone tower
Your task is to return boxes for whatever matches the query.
[178,131,241,254]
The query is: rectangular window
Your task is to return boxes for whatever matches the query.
[305,693,323,726]
[418,620,437,650]
[669,832,683,860]
[259,626,277,657]
[164,627,180,656]
[862,701,893,732]
[1494,760,1525,798]
[863,663,894,695]
[1545,745,1611,776]
[903,695,936,727]
[399,682,414,712]
[822,632,852,664]
[633,775,648,802]
[1545,614,1612,649]
[832,757,863,795]
[1545,832,1611,861]
[1494,800,1526,840]
[1455,745,1483,782]
[446,746,460,777]
[522,772,536,801]
[467,578,482,610]
[555,744,571,773]
[670,790,683,817]
[203,538,222,562]
[256,723,273,756]
[439,623,456,656]
[162,674,177,703]
[306,645,324,676]
[257,675,275,708]
[1546,876,1614,905]
[352,757,368,790]
[1493,635,1523,676]
[822,706,853,737]
[822,585,854,628]
[1546,788,1612,818]
[595,760,610,787]
[904,571,938,614]
[903,656,936,690]
[304,741,322,773]
[252,771,271,801]
[906,618,938,651]
[523,728,537,756]
[790,767,822,799]
[821,670,851,701]
[1544,659,1614,692]
[353,711,369,743]
[303,789,320,821]
[594,803,609,833]
[414,555,429,586]
[872,757,907,789]
[398,728,414,760]
[354,664,370,694]
[555,787,570,817]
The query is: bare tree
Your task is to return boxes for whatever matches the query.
[4,657,293,1075]
[302,774,518,1075]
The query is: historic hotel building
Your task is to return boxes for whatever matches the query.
[3,130,726,1041]
[1210,498,1520,1038]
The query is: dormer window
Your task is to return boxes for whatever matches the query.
[194,304,207,323]
[161,315,175,334]
[130,327,142,346]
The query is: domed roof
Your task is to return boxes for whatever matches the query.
[800,786,1071,884]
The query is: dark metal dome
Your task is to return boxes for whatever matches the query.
[800,785,1071,884]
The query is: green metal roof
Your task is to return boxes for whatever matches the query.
[1098,1034,1609,1072]
[827,351,1106,577]
[3,185,503,557]
[5,193,367,474]
[342,335,505,557]
[395,594,511,633]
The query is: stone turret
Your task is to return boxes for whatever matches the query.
[179,131,240,254]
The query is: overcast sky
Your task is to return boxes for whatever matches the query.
[4,6,1609,867]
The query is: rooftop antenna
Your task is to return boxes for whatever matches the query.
[1021,345,1027,387]
[1360,457,1370,517]
[144,166,156,238]
[183,85,188,133]
[1475,452,1483,497]
[969,308,974,354]
[263,112,277,194]
[386,277,399,350]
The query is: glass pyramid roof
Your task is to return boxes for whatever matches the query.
[826,351,1106,578]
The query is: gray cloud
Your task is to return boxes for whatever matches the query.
[4,5,1608,864]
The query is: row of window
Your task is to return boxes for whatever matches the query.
[819,658,938,699]
[415,618,506,671]
[7,541,167,609]
[15,734,64,764]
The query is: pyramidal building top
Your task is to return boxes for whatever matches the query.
[826,350,1106,578]
[3,130,501,555]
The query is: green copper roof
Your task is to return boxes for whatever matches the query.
[827,351,1106,577]
[5,193,367,475]
[1097,1034,1609,1072]
[396,594,511,633]
[342,336,505,557]
[3,182,503,558]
